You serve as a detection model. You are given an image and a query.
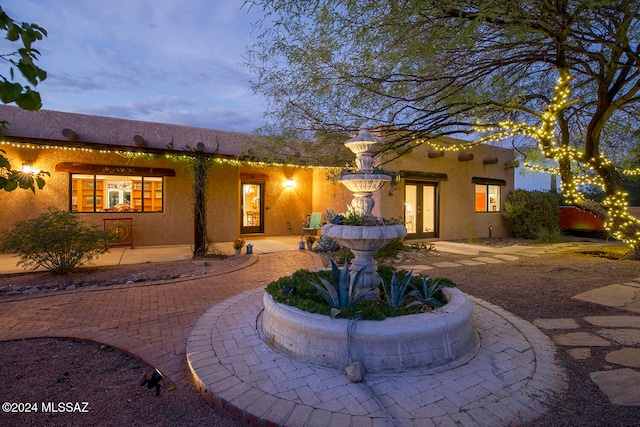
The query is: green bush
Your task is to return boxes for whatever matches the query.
[314,234,340,252]
[374,238,404,260]
[0,209,115,274]
[503,190,560,238]
[535,226,566,243]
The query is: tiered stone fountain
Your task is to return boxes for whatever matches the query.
[321,125,407,295]
[262,126,479,373]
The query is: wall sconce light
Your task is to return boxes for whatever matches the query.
[285,179,295,189]
[22,162,35,173]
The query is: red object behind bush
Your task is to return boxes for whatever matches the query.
[559,206,605,231]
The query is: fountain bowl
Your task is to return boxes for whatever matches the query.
[339,174,391,193]
[322,223,406,251]
[261,287,479,373]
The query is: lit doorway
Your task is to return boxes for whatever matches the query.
[241,181,264,234]
[405,181,438,239]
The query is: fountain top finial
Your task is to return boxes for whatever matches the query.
[345,125,383,145]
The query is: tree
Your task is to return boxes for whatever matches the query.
[247,0,640,254]
[0,5,48,192]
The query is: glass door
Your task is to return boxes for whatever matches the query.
[241,181,264,234]
[405,181,438,239]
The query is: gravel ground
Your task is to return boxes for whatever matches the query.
[1,241,639,426]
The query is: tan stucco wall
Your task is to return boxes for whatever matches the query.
[2,137,516,247]
[207,163,240,243]
[383,143,515,239]
[0,144,194,247]
[0,144,319,247]
[309,143,515,240]
[233,166,314,238]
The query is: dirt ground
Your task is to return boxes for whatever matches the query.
[1,241,639,426]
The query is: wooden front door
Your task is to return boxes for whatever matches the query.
[240,181,264,234]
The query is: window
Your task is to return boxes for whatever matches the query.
[475,184,501,212]
[71,174,163,212]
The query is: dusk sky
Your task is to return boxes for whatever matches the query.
[3,0,550,190]
[3,0,266,133]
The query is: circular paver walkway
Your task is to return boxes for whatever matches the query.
[187,288,568,426]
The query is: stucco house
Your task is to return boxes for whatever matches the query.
[0,105,515,248]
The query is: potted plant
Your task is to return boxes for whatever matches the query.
[232,238,245,255]
[305,235,317,250]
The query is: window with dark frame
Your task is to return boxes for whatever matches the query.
[70,174,164,213]
[475,184,501,212]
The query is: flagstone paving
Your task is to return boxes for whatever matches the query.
[589,369,640,406]
[535,277,640,409]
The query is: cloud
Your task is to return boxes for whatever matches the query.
[6,0,267,134]
[73,95,265,133]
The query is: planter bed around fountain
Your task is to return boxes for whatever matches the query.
[261,287,479,373]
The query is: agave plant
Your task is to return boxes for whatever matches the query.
[378,270,417,308]
[407,276,446,310]
[309,258,373,317]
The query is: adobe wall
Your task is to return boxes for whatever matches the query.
[1,144,317,247]
[0,144,194,247]
[311,142,515,240]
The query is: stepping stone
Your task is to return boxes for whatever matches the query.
[605,348,640,368]
[553,332,611,347]
[589,368,640,406]
[533,318,580,330]
[567,348,591,360]
[431,261,461,268]
[584,316,640,328]
[492,254,519,261]
[572,284,638,310]
[597,329,640,346]
[457,259,486,266]
[624,281,640,289]
[472,257,503,264]
[407,264,433,272]
[396,265,429,271]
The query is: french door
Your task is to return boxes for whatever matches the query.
[405,181,438,239]
[241,181,264,234]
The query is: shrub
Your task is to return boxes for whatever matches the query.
[0,209,115,274]
[314,234,340,252]
[463,224,481,243]
[333,247,354,264]
[375,238,405,259]
[535,226,566,243]
[503,190,560,238]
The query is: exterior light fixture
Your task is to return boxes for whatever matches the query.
[22,162,35,173]
[140,368,163,396]
[285,179,295,188]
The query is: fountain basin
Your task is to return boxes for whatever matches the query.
[322,223,406,251]
[261,287,479,373]
[339,174,391,193]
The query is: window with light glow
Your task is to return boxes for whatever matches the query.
[71,174,163,212]
[475,184,501,212]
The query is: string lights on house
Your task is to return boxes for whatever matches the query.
[0,140,329,170]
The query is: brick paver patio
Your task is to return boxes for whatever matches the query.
[0,251,324,388]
